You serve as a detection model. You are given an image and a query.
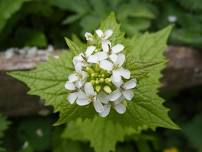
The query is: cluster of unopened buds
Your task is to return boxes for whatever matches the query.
[65,29,137,117]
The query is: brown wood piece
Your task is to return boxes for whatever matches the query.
[0,46,202,116]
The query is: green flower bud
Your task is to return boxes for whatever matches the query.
[105,78,111,84]
[95,79,100,84]
[99,78,104,83]
[103,85,112,94]
[95,85,101,92]
[91,73,97,77]
[101,74,105,78]
[86,67,94,73]
[95,64,100,72]
[90,80,95,84]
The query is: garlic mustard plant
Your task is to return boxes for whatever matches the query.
[9,13,179,152]
[65,29,136,117]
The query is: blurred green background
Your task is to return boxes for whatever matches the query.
[0,0,202,151]
[0,0,202,49]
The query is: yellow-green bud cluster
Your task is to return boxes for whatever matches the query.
[85,64,112,93]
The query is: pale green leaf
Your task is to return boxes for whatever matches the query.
[100,12,125,45]
[63,117,126,152]
[8,51,74,117]
[118,25,179,130]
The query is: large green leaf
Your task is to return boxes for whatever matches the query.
[118,25,179,130]
[63,117,126,152]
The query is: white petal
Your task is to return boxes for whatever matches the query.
[84,82,96,96]
[113,96,124,104]
[100,60,113,71]
[85,32,93,41]
[122,90,134,100]
[112,44,124,54]
[68,73,78,82]
[75,80,83,88]
[96,29,104,38]
[87,55,98,63]
[115,54,125,66]
[76,91,90,106]
[118,68,130,79]
[68,92,78,104]
[111,77,123,87]
[99,104,111,117]
[123,79,137,90]
[74,63,83,72]
[112,70,122,83]
[95,52,108,61]
[114,103,126,114]
[85,46,96,57]
[97,92,109,104]
[81,71,88,80]
[108,89,122,101]
[102,40,110,52]
[93,98,104,113]
[104,29,113,39]
[109,54,118,63]
[73,54,83,65]
[65,81,75,90]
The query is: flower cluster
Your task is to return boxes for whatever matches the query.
[65,29,137,117]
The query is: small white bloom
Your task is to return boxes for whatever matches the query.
[73,53,87,72]
[85,32,94,41]
[108,79,137,101]
[113,102,126,114]
[67,71,88,89]
[96,29,113,40]
[87,52,108,63]
[85,46,96,57]
[65,81,76,90]
[99,104,111,117]
[76,82,107,113]
[102,40,124,55]
[68,92,79,104]
[66,71,88,104]
[99,97,126,117]
[100,54,130,85]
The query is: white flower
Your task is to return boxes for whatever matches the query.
[102,40,124,55]
[100,54,130,85]
[85,46,96,58]
[99,97,126,117]
[66,71,88,89]
[65,71,88,104]
[85,45,108,64]
[108,79,137,101]
[65,28,137,117]
[87,52,108,63]
[76,82,109,113]
[96,29,113,40]
[85,32,94,41]
[99,79,137,117]
[73,53,86,72]
[67,92,79,104]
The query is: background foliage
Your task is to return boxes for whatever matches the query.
[1,0,202,152]
[0,0,202,49]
